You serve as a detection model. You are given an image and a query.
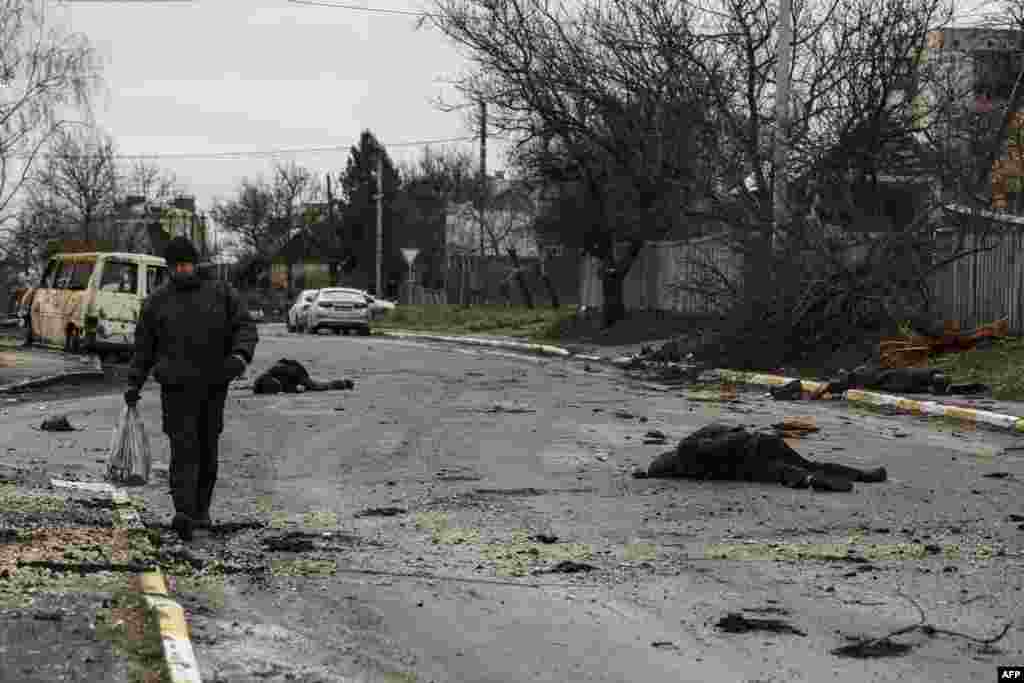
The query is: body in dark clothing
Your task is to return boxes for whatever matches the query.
[126,237,258,540]
[647,424,887,492]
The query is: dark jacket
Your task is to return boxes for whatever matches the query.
[130,275,258,388]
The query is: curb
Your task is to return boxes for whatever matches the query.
[377,330,1024,431]
[714,369,1024,433]
[378,330,572,357]
[0,354,104,394]
[50,479,202,683]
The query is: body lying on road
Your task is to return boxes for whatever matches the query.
[644,424,887,492]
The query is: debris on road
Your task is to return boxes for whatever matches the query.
[643,429,668,445]
[40,415,75,432]
[715,612,806,636]
[484,403,535,414]
[772,417,820,440]
[645,424,887,492]
[530,533,559,544]
[533,560,596,575]
[769,380,805,401]
[262,532,318,552]
[879,318,1009,369]
[253,358,355,395]
[355,506,407,518]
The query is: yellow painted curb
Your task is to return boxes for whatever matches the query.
[716,369,1024,432]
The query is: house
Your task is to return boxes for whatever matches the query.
[445,173,539,258]
[915,27,1024,213]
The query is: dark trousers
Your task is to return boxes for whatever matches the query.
[160,384,229,521]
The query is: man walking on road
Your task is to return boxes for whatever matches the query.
[124,237,258,541]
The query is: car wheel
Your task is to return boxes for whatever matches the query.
[333,328,342,336]
[307,324,318,335]
[359,326,371,337]
[286,323,295,333]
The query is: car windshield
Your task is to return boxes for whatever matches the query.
[320,290,361,301]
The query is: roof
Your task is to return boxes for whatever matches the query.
[50,252,167,264]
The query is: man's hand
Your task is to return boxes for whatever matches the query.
[224,354,247,380]
[124,388,141,407]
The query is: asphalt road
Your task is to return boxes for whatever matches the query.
[5,325,1024,682]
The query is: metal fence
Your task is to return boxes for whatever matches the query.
[579,235,743,314]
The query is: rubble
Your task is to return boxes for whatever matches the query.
[879,318,1009,369]
[645,424,887,492]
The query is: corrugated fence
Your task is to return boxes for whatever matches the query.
[929,226,1024,333]
[579,225,1024,334]
[579,235,742,314]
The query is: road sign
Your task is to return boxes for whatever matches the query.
[401,248,420,265]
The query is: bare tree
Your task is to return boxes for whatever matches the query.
[423,0,714,326]
[124,160,181,206]
[0,0,101,271]
[29,127,119,245]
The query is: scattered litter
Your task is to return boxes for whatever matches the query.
[651,641,678,650]
[262,532,318,553]
[484,404,535,414]
[355,506,407,518]
[531,534,559,544]
[831,639,914,658]
[533,560,596,575]
[715,612,806,636]
[769,380,804,401]
[645,430,667,441]
[40,415,74,432]
[613,410,636,420]
[983,472,1013,480]
[1007,514,1024,522]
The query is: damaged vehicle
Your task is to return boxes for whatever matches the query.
[29,252,168,358]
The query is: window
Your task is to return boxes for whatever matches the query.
[146,265,167,294]
[100,261,139,294]
[59,259,96,291]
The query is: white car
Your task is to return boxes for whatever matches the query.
[301,288,372,336]
[328,287,396,320]
[287,289,319,333]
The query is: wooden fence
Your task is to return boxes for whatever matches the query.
[929,224,1024,333]
[579,235,743,314]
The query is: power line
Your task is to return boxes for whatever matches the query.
[21,136,479,160]
[287,0,431,16]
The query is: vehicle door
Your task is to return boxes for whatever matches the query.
[31,259,62,344]
[57,257,98,346]
[145,262,167,299]
[93,258,142,346]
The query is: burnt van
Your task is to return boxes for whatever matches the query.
[30,252,167,356]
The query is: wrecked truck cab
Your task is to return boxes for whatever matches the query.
[30,252,168,356]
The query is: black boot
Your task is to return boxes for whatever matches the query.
[171,513,194,541]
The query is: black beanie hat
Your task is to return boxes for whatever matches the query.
[164,236,199,266]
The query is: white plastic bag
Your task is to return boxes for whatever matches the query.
[106,404,152,485]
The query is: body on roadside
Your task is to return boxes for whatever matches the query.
[125,237,258,541]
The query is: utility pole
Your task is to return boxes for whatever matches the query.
[772,0,794,246]
[327,172,336,285]
[478,99,488,258]
[375,154,384,297]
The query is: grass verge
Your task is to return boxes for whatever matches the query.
[930,337,1024,401]
[372,304,576,341]
[96,588,172,683]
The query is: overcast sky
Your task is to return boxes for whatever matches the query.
[48,0,507,219]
